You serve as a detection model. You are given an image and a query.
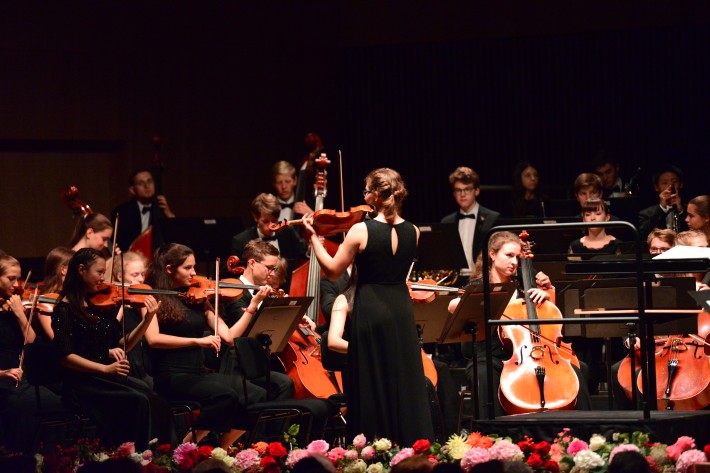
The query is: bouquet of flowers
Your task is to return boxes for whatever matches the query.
[27,430,710,472]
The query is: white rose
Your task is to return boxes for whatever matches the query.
[589,434,606,451]
[211,447,228,461]
[367,462,385,473]
[344,459,367,473]
[373,439,392,452]
[573,449,604,470]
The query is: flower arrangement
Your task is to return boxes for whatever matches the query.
[25,430,710,472]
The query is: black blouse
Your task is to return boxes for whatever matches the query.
[0,309,23,371]
[52,302,122,365]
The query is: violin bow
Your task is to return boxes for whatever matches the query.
[110,214,120,284]
[214,258,220,358]
[18,287,40,387]
[120,251,127,354]
[339,149,345,213]
[21,270,32,292]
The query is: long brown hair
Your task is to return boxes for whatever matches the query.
[69,213,112,248]
[148,243,195,324]
[42,246,74,294]
[366,168,408,223]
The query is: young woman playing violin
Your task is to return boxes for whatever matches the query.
[302,167,435,445]
[0,254,63,452]
[448,231,591,417]
[143,243,272,448]
[70,213,114,253]
[51,248,175,449]
[32,246,74,342]
[112,251,154,387]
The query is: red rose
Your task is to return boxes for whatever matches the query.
[518,441,532,452]
[533,441,551,456]
[413,439,432,454]
[196,445,213,461]
[261,456,277,468]
[544,459,560,473]
[157,444,172,454]
[527,453,544,470]
[178,457,195,472]
[704,444,710,460]
[267,442,288,458]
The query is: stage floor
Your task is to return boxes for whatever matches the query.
[472,410,710,445]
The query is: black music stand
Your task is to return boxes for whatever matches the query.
[243,296,314,353]
[415,223,468,271]
[412,295,459,344]
[439,282,516,419]
[690,290,710,313]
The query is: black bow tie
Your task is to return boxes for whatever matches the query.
[262,235,277,242]
[457,212,476,220]
[279,201,294,209]
[142,206,152,214]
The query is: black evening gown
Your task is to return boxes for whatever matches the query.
[348,219,435,445]
[52,302,175,449]
[151,300,259,432]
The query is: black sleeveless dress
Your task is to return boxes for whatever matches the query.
[348,219,435,445]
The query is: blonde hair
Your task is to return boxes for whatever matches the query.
[365,168,408,223]
[0,254,20,277]
[271,160,297,179]
[112,251,147,281]
[675,230,708,247]
[250,193,281,220]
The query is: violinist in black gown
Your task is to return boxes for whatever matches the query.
[303,167,434,445]
[0,254,63,452]
[51,248,175,449]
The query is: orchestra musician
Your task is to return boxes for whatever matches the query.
[441,166,500,279]
[684,195,710,244]
[229,193,307,292]
[271,160,314,222]
[220,240,297,403]
[111,251,153,387]
[637,165,687,240]
[448,231,591,417]
[511,161,547,218]
[51,248,175,449]
[144,243,269,448]
[0,254,62,452]
[303,167,435,445]
[35,246,74,342]
[568,199,619,256]
[111,169,175,254]
[69,213,114,253]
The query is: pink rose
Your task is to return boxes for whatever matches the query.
[461,447,492,472]
[328,447,347,463]
[352,434,367,449]
[307,439,330,456]
[286,449,310,468]
[115,441,136,458]
[345,450,359,461]
[361,446,376,460]
[390,448,415,467]
[566,440,589,456]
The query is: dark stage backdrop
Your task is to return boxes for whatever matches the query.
[336,25,710,224]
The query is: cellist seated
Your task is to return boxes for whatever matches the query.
[448,231,592,417]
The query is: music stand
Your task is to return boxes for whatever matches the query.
[416,223,468,271]
[412,295,459,344]
[242,296,314,353]
[690,290,710,313]
[440,282,516,344]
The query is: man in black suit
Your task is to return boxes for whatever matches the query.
[111,169,175,254]
[441,166,500,277]
[229,193,307,292]
[638,165,687,240]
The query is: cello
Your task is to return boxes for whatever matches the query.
[498,231,579,414]
[619,310,710,410]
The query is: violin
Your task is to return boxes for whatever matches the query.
[498,230,579,414]
[22,293,59,314]
[88,283,179,309]
[184,275,262,303]
[407,279,462,304]
[269,205,373,237]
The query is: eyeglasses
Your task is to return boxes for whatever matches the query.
[453,186,475,195]
[256,261,277,273]
[649,246,670,255]
[362,189,374,197]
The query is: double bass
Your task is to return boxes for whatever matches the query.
[277,153,345,399]
[498,231,579,413]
